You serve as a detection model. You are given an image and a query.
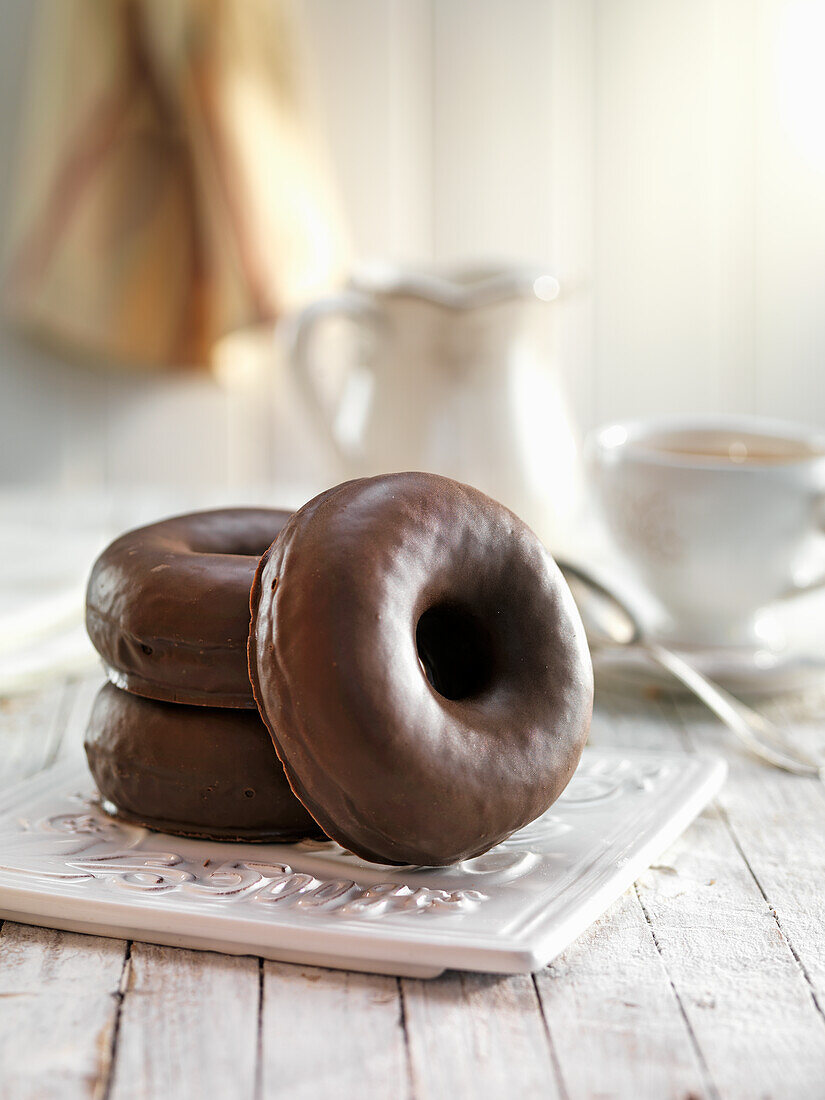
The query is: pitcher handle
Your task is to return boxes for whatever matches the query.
[287,291,381,470]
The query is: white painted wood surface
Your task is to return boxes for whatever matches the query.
[402,972,561,1098]
[536,889,710,1100]
[108,944,260,1100]
[261,963,407,1099]
[2,0,825,495]
[0,923,124,1100]
[1,671,824,1099]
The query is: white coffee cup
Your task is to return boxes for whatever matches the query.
[587,416,825,648]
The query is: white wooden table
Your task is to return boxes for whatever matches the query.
[1,672,824,1100]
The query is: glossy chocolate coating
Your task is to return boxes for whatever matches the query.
[86,508,291,708]
[85,683,322,842]
[249,472,594,867]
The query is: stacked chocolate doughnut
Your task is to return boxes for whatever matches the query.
[85,507,320,842]
[85,474,594,866]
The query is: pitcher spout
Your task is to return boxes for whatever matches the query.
[350,262,559,310]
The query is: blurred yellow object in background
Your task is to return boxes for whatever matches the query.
[3,0,348,371]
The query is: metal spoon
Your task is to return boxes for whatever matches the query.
[557,559,825,779]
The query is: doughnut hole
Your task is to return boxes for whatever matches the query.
[416,603,496,701]
[184,532,277,557]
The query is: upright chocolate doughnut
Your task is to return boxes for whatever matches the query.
[249,473,593,867]
[87,508,291,708]
[85,683,321,842]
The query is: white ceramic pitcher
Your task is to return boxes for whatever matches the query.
[287,263,583,546]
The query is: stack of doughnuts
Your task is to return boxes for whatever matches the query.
[85,473,594,865]
[85,507,320,842]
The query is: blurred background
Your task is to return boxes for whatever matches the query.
[1,0,825,689]
[2,0,825,490]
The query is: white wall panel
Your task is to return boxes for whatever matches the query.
[592,0,722,424]
[754,0,825,423]
[300,0,433,262]
[431,0,557,262]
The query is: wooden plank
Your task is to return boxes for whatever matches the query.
[670,694,825,1021]
[260,962,408,1099]
[532,693,714,1098]
[401,971,561,1099]
[633,796,825,1099]
[587,687,825,1096]
[536,890,710,1100]
[0,921,127,1100]
[107,943,259,1100]
[615,692,825,1099]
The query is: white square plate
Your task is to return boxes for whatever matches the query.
[0,750,725,978]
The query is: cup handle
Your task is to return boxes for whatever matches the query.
[287,291,382,470]
[779,490,825,598]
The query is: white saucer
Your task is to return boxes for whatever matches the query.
[580,558,825,697]
[593,640,825,697]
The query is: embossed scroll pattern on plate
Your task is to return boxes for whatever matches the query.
[0,750,725,975]
[0,755,669,918]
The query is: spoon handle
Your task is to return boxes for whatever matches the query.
[643,641,824,780]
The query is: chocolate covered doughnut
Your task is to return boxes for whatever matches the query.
[249,472,594,867]
[85,683,321,842]
[87,508,291,708]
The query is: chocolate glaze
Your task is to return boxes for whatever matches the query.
[249,472,594,867]
[86,508,290,708]
[85,683,322,842]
